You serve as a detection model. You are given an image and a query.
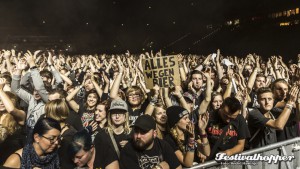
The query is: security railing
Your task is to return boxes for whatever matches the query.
[186,137,300,169]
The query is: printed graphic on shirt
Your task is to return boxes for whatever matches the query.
[27,114,35,128]
[138,155,160,169]
[81,112,94,127]
[208,124,237,144]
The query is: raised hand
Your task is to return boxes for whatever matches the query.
[47,52,54,66]
[289,85,299,103]
[198,112,209,131]
[24,50,35,65]
[0,78,6,90]
[33,50,41,59]
[2,50,11,59]
[172,85,183,97]
[186,122,195,138]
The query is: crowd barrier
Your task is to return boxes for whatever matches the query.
[185,137,300,169]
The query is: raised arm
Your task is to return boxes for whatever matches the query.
[163,88,172,108]
[110,60,123,99]
[144,85,160,116]
[247,56,261,93]
[173,86,190,112]
[25,51,49,103]
[66,85,81,113]
[271,56,283,79]
[198,70,213,115]
[216,49,224,80]
[0,78,25,125]
[3,50,13,74]
[91,72,104,99]
[267,85,299,129]
[178,55,187,82]
[197,112,210,157]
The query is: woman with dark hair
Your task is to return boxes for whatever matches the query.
[66,88,101,141]
[3,118,61,169]
[94,100,109,130]
[69,128,119,169]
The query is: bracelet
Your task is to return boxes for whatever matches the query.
[200,133,207,138]
[178,95,183,99]
[199,142,209,147]
[285,103,293,110]
[149,102,156,106]
[30,66,37,69]
[188,138,195,145]
[150,97,158,105]
[185,145,195,152]
[275,69,280,71]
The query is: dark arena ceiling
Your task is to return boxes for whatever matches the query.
[0,0,300,59]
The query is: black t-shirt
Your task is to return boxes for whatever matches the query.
[93,130,119,169]
[247,108,277,148]
[59,125,77,169]
[206,110,250,157]
[113,131,132,151]
[65,110,84,131]
[96,128,132,153]
[78,103,95,127]
[120,138,181,169]
[271,105,298,141]
[127,99,149,126]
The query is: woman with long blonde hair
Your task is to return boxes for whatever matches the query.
[0,78,26,164]
[94,99,131,159]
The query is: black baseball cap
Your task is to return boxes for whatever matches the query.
[131,115,156,132]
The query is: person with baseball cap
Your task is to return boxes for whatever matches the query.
[120,115,182,169]
[93,99,131,165]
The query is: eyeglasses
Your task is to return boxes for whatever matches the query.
[41,135,61,144]
[111,113,125,117]
[128,94,141,98]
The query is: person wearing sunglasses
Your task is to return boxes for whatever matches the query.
[3,118,61,169]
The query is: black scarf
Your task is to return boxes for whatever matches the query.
[21,143,60,169]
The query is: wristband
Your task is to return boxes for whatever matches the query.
[150,97,158,104]
[185,145,195,152]
[178,95,183,99]
[200,134,207,138]
[188,138,195,145]
[30,66,37,70]
[199,142,209,147]
[285,103,293,110]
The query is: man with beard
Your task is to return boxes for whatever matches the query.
[120,115,182,169]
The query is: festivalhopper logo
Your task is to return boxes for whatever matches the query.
[215,153,295,165]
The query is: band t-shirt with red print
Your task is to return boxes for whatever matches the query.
[206,110,250,157]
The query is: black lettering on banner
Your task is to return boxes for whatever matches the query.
[143,56,180,88]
